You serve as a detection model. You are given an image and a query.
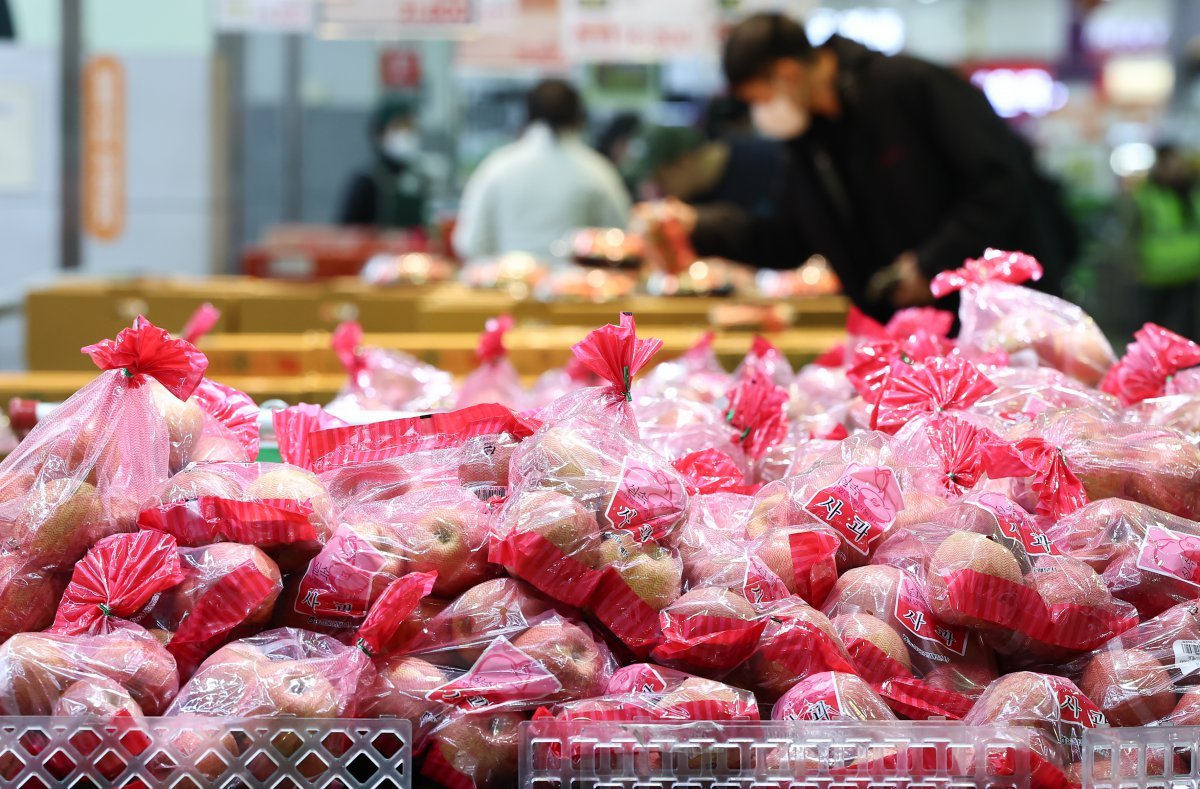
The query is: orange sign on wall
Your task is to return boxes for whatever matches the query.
[83,55,125,242]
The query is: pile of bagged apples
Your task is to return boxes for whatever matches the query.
[4,249,1200,788]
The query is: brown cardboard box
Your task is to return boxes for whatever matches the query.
[198,333,328,378]
[26,288,241,371]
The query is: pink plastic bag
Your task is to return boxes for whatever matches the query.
[329,320,456,413]
[1047,498,1200,619]
[931,249,1115,385]
[0,317,205,640]
[492,315,690,655]
[456,315,527,410]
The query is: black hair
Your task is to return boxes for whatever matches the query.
[596,112,642,161]
[722,13,815,89]
[527,79,585,134]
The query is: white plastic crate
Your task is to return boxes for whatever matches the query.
[1084,727,1200,789]
[520,719,1034,789]
[0,715,411,788]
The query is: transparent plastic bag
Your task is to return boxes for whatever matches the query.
[821,563,997,719]
[328,320,456,414]
[138,461,333,571]
[1047,498,1200,619]
[0,318,205,640]
[873,495,1138,661]
[492,315,690,656]
[964,672,1107,786]
[1061,601,1200,727]
[771,671,897,722]
[931,249,1115,386]
[457,315,527,411]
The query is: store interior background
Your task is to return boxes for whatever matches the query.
[0,0,1196,372]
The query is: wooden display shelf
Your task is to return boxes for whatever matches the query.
[198,326,846,378]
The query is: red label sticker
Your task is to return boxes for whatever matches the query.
[608,664,669,695]
[1137,524,1200,589]
[894,576,969,656]
[972,492,1058,558]
[603,457,687,542]
[780,676,843,721]
[294,527,391,622]
[426,638,562,711]
[1053,681,1107,737]
[803,464,902,555]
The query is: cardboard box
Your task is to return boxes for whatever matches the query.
[26,288,241,371]
[198,333,328,378]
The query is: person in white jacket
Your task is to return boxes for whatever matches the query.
[453,79,631,262]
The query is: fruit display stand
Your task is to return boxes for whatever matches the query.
[519,720,1034,788]
[0,716,411,786]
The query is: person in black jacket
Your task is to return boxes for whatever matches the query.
[338,96,427,230]
[676,13,1076,320]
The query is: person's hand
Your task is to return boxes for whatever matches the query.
[889,251,934,308]
[865,251,934,308]
[631,198,697,234]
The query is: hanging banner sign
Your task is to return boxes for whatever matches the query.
[83,55,125,242]
[560,0,719,63]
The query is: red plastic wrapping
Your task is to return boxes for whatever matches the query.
[570,313,662,401]
[871,355,997,433]
[771,671,897,721]
[724,373,789,462]
[51,531,185,636]
[273,403,349,469]
[329,320,456,414]
[1101,322,1200,406]
[635,398,749,475]
[457,315,526,410]
[137,463,331,568]
[180,302,221,346]
[894,413,1032,497]
[50,530,284,680]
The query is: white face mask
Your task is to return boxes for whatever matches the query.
[751,91,811,140]
[383,130,419,161]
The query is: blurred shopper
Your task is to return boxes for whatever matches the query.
[338,96,428,230]
[1132,144,1200,337]
[630,124,785,219]
[652,13,1076,321]
[596,111,642,197]
[453,79,630,261]
[0,1,13,40]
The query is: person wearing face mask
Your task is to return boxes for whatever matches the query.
[659,12,1076,321]
[453,79,630,262]
[338,96,428,230]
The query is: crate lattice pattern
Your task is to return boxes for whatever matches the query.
[521,720,1035,789]
[0,715,411,788]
